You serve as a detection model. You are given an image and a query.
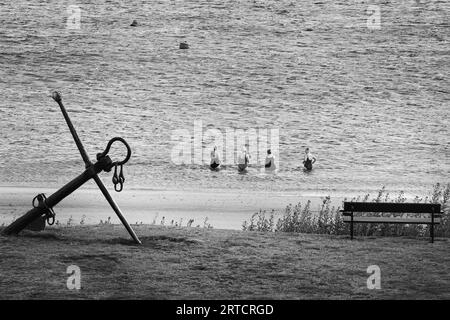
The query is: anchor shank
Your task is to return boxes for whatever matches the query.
[2,165,102,236]
[45,166,101,208]
[2,207,48,236]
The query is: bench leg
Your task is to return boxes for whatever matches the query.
[431,223,434,243]
[350,215,354,240]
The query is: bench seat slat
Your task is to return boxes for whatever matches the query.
[343,202,441,213]
[341,211,442,217]
[343,216,441,224]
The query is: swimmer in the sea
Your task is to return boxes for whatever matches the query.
[237,147,250,172]
[303,147,316,171]
[264,149,276,171]
[210,146,220,170]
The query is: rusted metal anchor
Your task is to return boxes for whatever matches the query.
[1,92,142,245]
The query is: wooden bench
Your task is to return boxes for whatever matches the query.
[341,202,442,242]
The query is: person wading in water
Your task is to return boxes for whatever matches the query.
[264,149,276,171]
[303,147,316,171]
[237,147,250,172]
[210,146,220,170]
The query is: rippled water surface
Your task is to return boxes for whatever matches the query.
[1,0,449,194]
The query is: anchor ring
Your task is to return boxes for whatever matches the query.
[97,137,132,166]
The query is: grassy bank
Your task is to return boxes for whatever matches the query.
[1,224,449,299]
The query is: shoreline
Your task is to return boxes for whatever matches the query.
[0,187,336,230]
[0,184,437,230]
[0,182,435,197]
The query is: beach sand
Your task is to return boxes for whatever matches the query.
[0,224,449,299]
[0,186,347,230]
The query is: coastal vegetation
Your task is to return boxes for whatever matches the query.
[242,183,450,238]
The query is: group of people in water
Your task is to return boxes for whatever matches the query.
[209,147,317,172]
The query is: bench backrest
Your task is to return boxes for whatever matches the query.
[343,202,441,213]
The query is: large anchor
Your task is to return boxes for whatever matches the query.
[1,92,142,244]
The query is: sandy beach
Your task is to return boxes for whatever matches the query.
[0,185,348,230]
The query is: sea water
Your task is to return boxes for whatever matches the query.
[1,0,449,196]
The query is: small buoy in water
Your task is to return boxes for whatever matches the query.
[179,42,189,49]
[130,20,138,27]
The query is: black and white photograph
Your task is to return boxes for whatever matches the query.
[0,0,449,310]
